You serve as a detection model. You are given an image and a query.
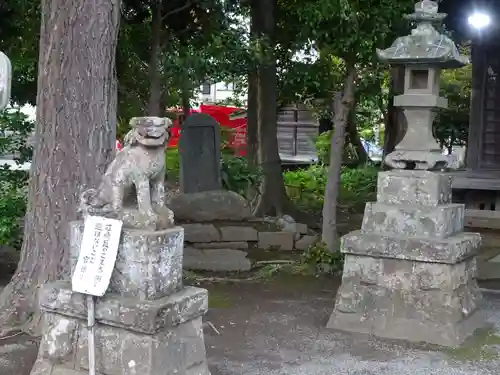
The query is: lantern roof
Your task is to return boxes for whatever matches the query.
[377,1,469,68]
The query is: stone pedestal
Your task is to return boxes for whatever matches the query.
[327,171,486,347]
[31,225,210,375]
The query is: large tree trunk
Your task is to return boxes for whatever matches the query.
[322,65,356,251]
[246,0,259,167]
[252,0,289,217]
[0,0,121,337]
[147,1,163,116]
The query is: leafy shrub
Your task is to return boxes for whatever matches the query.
[165,148,181,180]
[315,131,331,165]
[0,109,34,164]
[283,164,379,211]
[0,109,34,250]
[283,164,328,211]
[221,155,262,199]
[339,165,378,206]
[0,171,28,249]
[315,130,364,165]
[302,242,344,275]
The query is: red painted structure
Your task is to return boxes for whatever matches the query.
[167,104,247,156]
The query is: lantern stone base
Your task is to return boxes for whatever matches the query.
[30,281,210,375]
[327,170,486,347]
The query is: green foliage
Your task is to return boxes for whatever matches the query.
[283,164,378,211]
[302,242,344,275]
[315,131,331,164]
[315,130,365,165]
[0,173,28,250]
[165,148,181,180]
[221,155,262,199]
[339,165,378,205]
[0,109,34,164]
[0,109,34,250]
[434,63,471,152]
[118,0,251,117]
[165,148,262,200]
[0,0,39,105]
[283,164,328,210]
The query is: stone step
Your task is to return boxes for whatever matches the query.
[184,248,252,272]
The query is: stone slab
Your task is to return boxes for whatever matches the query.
[361,202,464,238]
[219,226,258,242]
[183,223,221,243]
[328,307,485,348]
[341,230,481,264]
[295,235,318,251]
[39,281,208,334]
[70,222,184,300]
[377,170,452,206]
[169,190,252,222]
[296,223,308,234]
[258,232,295,251]
[192,241,248,249]
[32,313,209,375]
[184,247,252,272]
[340,254,478,292]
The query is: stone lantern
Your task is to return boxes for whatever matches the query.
[0,51,12,111]
[376,0,469,170]
[326,1,485,347]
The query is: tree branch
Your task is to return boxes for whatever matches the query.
[161,1,195,22]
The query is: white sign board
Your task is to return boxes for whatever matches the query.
[71,216,123,296]
[0,51,12,111]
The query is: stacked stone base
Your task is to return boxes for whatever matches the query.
[31,281,209,375]
[327,171,486,347]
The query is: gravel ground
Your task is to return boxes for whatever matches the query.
[203,280,500,375]
[2,278,500,375]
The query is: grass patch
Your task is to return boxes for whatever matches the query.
[208,291,233,308]
[445,328,500,361]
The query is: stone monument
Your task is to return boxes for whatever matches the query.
[179,113,221,194]
[30,117,211,375]
[327,1,485,347]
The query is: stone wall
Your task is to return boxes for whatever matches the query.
[182,220,318,272]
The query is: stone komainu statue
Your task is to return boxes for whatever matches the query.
[79,116,174,230]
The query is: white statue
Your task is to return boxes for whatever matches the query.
[0,51,12,111]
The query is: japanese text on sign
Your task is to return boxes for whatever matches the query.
[71,216,123,296]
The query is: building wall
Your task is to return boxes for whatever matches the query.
[196,81,247,106]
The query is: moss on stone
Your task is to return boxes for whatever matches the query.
[444,328,500,361]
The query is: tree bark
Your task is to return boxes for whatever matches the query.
[0,0,121,337]
[322,65,356,251]
[346,103,368,164]
[252,0,289,217]
[147,1,163,116]
[181,87,191,119]
[246,0,259,167]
